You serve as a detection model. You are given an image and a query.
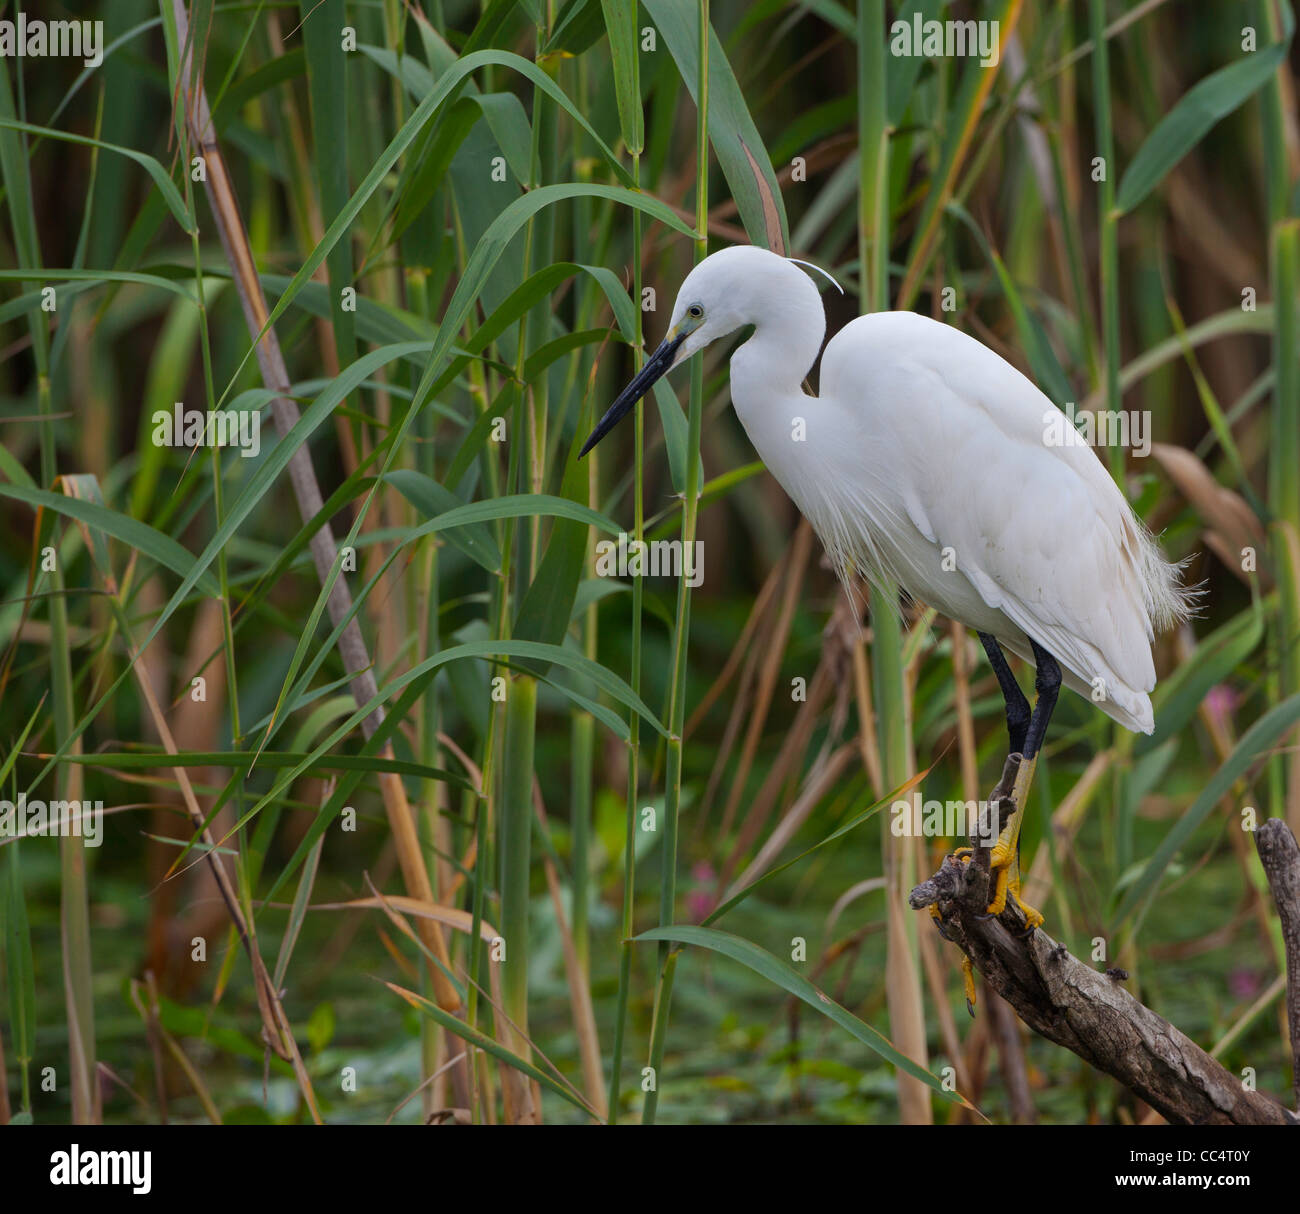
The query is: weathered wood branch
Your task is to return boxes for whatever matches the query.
[910,762,1299,1125]
[1255,817,1300,1111]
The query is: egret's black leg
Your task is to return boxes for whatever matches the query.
[978,633,1030,756]
[1022,640,1062,760]
[974,638,1059,935]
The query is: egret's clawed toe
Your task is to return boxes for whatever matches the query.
[984,854,1044,932]
[961,956,977,1018]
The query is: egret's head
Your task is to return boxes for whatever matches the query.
[579,246,831,457]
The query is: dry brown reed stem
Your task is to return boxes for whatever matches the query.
[692,598,774,843]
[987,989,1036,1124]
[57,478,321,1117]
[533,788,606,1120]
[685,545,786,740]
[0,1022,10,1124]
[948,621,979,803]
[717,519,814,839]
[914,909,972,1096]
[717,662,832,894]
[127,630,322,1120]
[167,2,461,1019]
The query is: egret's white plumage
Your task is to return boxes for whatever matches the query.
[652,245,1194,734]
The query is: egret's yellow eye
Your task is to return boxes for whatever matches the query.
[686,303,704,320]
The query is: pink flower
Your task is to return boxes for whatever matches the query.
[1203,684,1237,726]
[1228,968,1260,999]
[686,861,717,920]
[686,889,714,920]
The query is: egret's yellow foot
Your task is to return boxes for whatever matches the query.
[985,861,1044,927]
[985,858,1012,916]
[1009,873,1044,931]
[981,753,1045,930]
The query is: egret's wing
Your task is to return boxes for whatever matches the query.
[818,314,1165,721]
[893,355,1158,707]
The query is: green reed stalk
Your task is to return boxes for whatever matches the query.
[606,155,645,1125]
[858,0,889,311]
[500,674,538,1054]
[0,54,97,1119]
[1260,0,1298,540]
[604,0,649,1125]
[1265,233,1298,531]
[860,0,929,1126]
[51,456,96,1126]
[642,0,708,1127]
[1088,0,1134,975]
[571,679,594,969]
[491,13,562,1118]
[569,54,596,982]
[1272,221,1299,831]
[566,119,601,1034]
[467,402,521,1116]
[1089,0,1124,484]
[1260,0,1299,828]
[405,262,449,1116]
[1048,37,1100,385]
[566,54,620,1004]
[453,203,505,1109]
[5,840,35,1115]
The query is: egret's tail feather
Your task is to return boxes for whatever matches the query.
[1134,519,1203,633]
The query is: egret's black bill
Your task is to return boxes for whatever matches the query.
[579,332,686,458]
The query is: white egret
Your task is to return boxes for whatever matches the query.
[580,244,1195,928]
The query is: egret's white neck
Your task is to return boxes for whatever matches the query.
[727,279,826,445]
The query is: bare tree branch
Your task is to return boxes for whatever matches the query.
[911,771,1299,1125]
[1254,817,1300,1111]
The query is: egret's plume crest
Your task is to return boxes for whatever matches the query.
[787,257,844,295]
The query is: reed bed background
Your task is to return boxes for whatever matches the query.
[0,0,1298,1125]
